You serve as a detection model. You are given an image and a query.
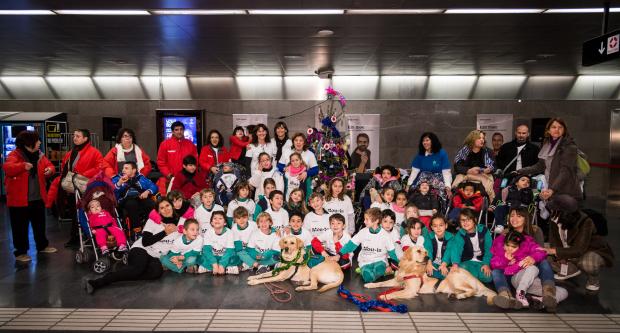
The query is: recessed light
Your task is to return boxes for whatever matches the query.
[248,9,344,15]
[283,54,304,59]
[53,10,151,15]
[346,9,443,14]
[317,29,334,36]
[150,9,246,15]
[544,8,612,13]
[0,10,55,15]
[445,9,544,14]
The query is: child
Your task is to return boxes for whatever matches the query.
[148,190,194,225]
[160,218,202,273]
[238,212,281,274]
[423,215,455,280]
[451,208,493,283]
[231,207,257,271]
[447,182,483,223]
[408,180,440,228]
[264,190,289,235]
[284,188,309,217]
[86,199,128,254]
[489,174,535,234]
[226,181,256,227]
[360,165,402,208]
[284,152,307,199]
[198,211,238,275]
[170,155,208,202]
[381,209,402,265]
[229,126,250,164]
[304,192,331,238]
[213,163,240,207]
[253,178,276,221]
[323,177,355,235]
[392,190,408,229]
[370,187,394,211]
[405,203,420,220]
[194,188,225,237]
[338,208,398,283]
[401,218,426,252]
[311,213,352,269]
[249,152,284,202]
[285,212,313,252]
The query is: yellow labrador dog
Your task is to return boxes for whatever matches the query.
[436,267,496,304]
[364,246,438,300]
[247,236,344,293]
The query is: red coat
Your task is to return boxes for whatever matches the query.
[156,137,197,178]
[229,135,250,160]
[170,169,209,200]
[3,149,55,207]
[199,145,230,174]
[452,189,483,212]
[59,143,104,178]
[102,146,152,178]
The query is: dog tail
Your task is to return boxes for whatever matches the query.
[318,273,345,293]
[482,288,497,305]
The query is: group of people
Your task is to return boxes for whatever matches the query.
[3,117,613,312]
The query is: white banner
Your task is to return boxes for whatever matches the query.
[477,114,514,149]
[232,114,268,135]
[346,114,380,170]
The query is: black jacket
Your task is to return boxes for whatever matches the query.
[495,140,540,174]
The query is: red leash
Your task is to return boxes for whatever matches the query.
[376,274,424,301]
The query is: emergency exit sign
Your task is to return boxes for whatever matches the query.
[582,29,620,66]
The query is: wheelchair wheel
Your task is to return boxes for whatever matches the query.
[93,257,111,274]
[82,248,93,263]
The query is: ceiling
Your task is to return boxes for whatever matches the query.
[1,0,620,76]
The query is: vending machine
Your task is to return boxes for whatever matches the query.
[155,109,204,149]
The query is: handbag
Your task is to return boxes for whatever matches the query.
[61,171,89,193]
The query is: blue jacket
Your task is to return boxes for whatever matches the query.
[112,173,159,201]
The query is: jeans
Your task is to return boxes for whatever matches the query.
[492,269,510,292]
[537,259,554,285]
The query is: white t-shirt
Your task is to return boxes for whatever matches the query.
[400,234,425,250]
[316,230,351,256]
[516,144,526,171]
[232,222,257,250]
[203,227,235,257]
[324,195,355,233]
[370,202,390,210]
[265,207,289,234]
[287,228,313,247]
[284,170,303,199]
[246,141,277,176]
[249,168,284,201]
[194,204,225,237]
[470,233,482,262]
[248,229,281,253]
[304,211,331,238]
[171,235,203,255]
[279,149,318,170]
[350,227,395,267]
[226,198,256,219]
[434,236,444,265]
[131,219,181,258]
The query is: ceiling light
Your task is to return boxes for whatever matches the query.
[0,10,55,15]
[283,54,304,59]
[445,9,544,14]
[317,29,334,36]
[544,8,620,13]
[248,9,344,15]
[150,9,246,15]
[53,10,151,15]
[346,9,443,14]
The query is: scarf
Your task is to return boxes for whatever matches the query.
[175,200,191,217]
[21,148,40,176]
[65,142,87,177]
[288,165,306,177]
[161,215,179,225]
[115,143,145,172]
[275,137,288,161]
[391,203,405,214]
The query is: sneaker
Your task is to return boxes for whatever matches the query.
[118,245,128,252]
[256,265,271,275]
[101,247,110,255]
[226,266,240,275]
[586,278,600,292]
[241,263,251,272]
[15,254,32,262]
[197,266,209,274]
[516,290,529,308]
[554,270,581,280]
[186,265,197,274]
[494,225,504,234]
[39,247,57,253]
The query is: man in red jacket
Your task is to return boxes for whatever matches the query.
[156,121,198,194]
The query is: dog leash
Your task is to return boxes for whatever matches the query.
[337,286,408,313]
[263,282,292,303]
[376,274,424,301]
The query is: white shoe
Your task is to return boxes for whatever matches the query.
[586,278,600,291]
[241,263,251,272]
[516,290,529,308]
[226,266,239,275]
[494,225,504,234]
[197,266,209,274]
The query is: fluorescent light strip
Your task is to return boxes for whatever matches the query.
[544,8,620,13]
[346,9,443,14]
[445,9,544,14]
[150,9,246,15]
[0,10,55,15]
[248,9,344,15]
[53,10,151,15]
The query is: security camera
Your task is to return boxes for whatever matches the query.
[315,67,334,79]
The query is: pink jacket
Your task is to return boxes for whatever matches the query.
[490,234,547,276]
[87,211,116,228]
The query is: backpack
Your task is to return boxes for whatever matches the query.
[576,149,590,178]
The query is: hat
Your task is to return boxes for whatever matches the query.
[546,194,578,214]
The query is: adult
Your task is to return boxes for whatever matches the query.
[199,129,230,175]
[517,118,582,202]
[83,198,182,294]
[245,123,277,176]
[156,121,198,195]
[103,128,152,178]
[51,129,103,248]
[3,131,57,262]
[349,133,371,173]
[453,130,495,201]
[113,161,159,230]
[544,196,614,292]
[491,207,563,312]
[406,132,452,199]
[490,132,504,159]
[495,124,540,175]
[273,121,292,162]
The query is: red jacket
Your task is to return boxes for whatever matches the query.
[452,189,483,212]
[59,143,104,178]
[229,135,250,160]
[3,149,55,207]
[170,169,209,200]
[102,146,152,178]
[199,145,230,174]
[157,137,197,178]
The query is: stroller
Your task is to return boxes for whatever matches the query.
[74,172,129,274]
[445,181,490,229]
[212,162,246,206]
[358,165,402,209]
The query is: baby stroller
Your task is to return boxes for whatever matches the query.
[74,173,129,274]
[213,162,246,206]
[359,165,402,209]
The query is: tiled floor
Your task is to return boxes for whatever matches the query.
[1,308,620,332]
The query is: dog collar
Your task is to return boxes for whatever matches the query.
[403,274,424,281]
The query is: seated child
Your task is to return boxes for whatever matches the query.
[238,212,281,274]
[401,218,426,252]
[213,162,241,206]
[194,188,225,236]
[451,208,493,283]
[86,199,128,254]
[148,190,195,225]
[370,187,394,211]
[424,215,455,280]
[284,188,309,217]
[231,207,257,271]
[339,208,398,283]
[113,161,158,229]
[226,181,256,227]
[392,190,408,229]
[381,209,402,267]
[311,213,352,269]
[489,174,534,234]
[360,165,402,208]
[304,192,331,238]
[264,190,289,236]
[198,211,238,275]
[249,152,284,202]
[284,152,307,199]
[404,203,423,236]
[284,212,312,252]
[170,155,208,203]
[252,178,276,221]
[447,182,483,223]
[408,180,440,228]
[160,218,202,273]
